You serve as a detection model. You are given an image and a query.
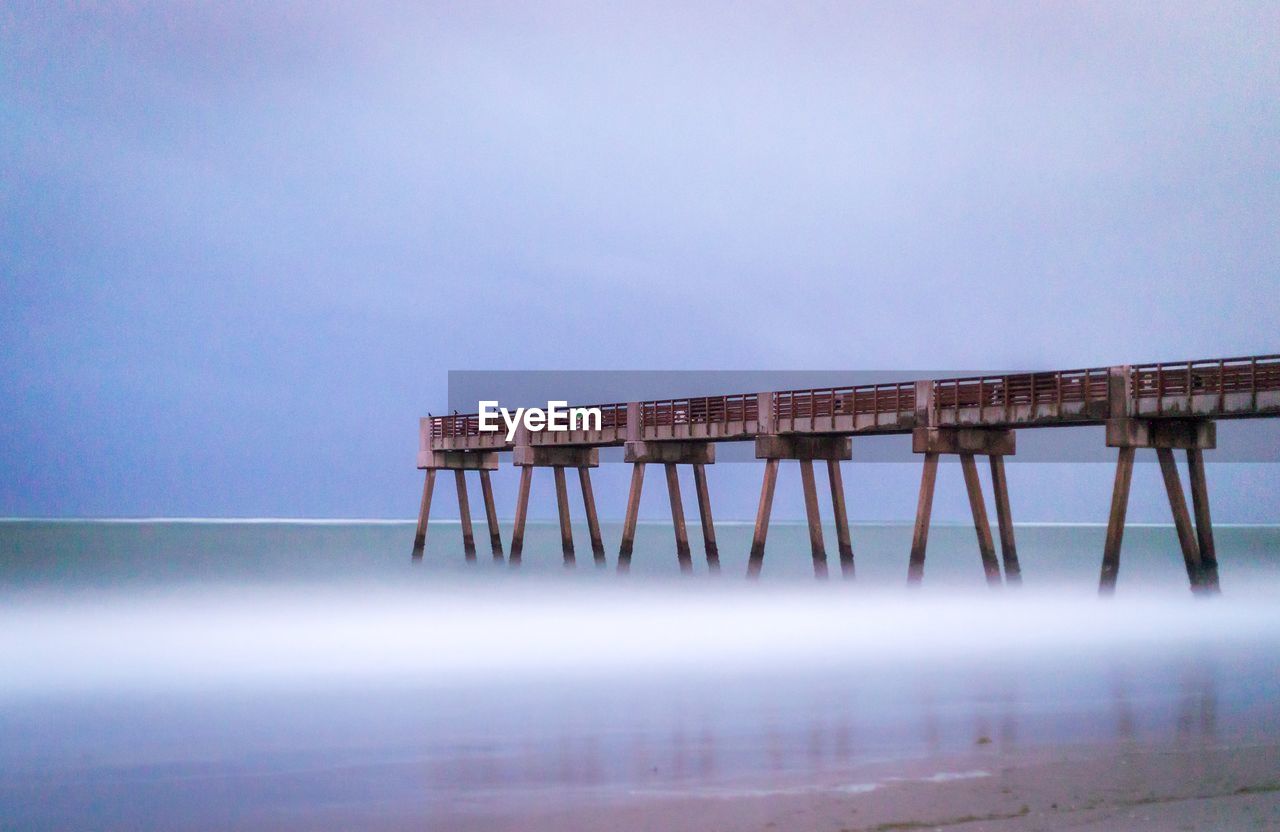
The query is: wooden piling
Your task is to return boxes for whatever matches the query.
[665,463,692,573]
[412,468,436,559]
[617,462,645,573]
[478,469,503,560]
[455,470,476,561]
[1186,448,1220,593]
[907,453,939,584]
[988,456,1021,585]
[1156,447,1202,590]
[747,458,780,578]
[509,465,533,565]
[960,454,1002,586]
[692,463,719,573]
[799,459,828,579]
[826,460,854,579]
[553,465,575,566]
[1099,446,1135,594]
[578,466,606,566]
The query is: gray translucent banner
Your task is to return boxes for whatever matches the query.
[444,370,1278,463]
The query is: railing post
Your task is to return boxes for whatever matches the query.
[1107,365,1131,419]
[914,380,933,428]
[757,391,776,434]
[627,401,642,442]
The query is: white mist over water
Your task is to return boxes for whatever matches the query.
[4,583,1280,696]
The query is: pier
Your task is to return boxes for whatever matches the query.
[413,354,1280,591]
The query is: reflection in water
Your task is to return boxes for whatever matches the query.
[1111,666,1138,740]
[361,649,1231,803]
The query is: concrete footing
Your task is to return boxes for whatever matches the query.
[1106,418,1216,451]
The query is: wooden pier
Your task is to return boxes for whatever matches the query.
[413,354,1280,592]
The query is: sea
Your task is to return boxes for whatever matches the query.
[2,519,1278,829]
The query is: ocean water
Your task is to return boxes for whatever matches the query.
[2,520,1279,830]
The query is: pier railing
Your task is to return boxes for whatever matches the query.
[425,353,1280,449]
[931,367,1110,426]
[640,393,758,428]
[1131,354,1280,416]
[772,381,917,432]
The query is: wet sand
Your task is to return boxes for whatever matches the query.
[455,740,1280,832]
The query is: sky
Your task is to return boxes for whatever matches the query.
[2,2,1278,522]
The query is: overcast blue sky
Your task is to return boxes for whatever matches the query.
[2,2,1277,521]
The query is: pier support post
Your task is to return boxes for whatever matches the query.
[908,428,1015,586]
[455,470,477,561]
[478,469,503,561]
[553,465,575,566]
[988,456,1020,585]
[510,465,533,565]
[412,445,498,561]
[1186,448,1220,592]
[1099,446,1135,593]
[693,463,720,573]
[748,458,779,579]
[578,467,606,566]
[412,469,436,559]
[1100,418,1217,594]
[907,453,938,585]
[827,460,854,578]
[960,454,1001,586]
[618,462,645,573]
[507,445,598,567]
[1157,448,1201,588]
[665,464,692,573]
[749,434,850,579]
[799,460,828,578]
[619,441,715,574]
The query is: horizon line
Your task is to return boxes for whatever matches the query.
[2,516,1278,529]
